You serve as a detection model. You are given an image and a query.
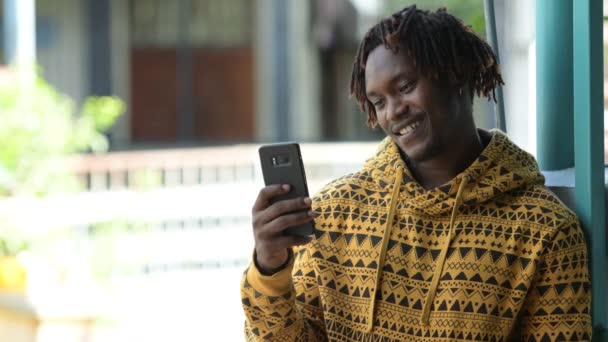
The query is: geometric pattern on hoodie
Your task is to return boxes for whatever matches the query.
[241,130,592,341]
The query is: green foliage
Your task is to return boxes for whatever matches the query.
[0,69,125,196]
[383,0,486,35]
[0,229,29,257]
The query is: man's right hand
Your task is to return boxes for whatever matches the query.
[252,184,317,274]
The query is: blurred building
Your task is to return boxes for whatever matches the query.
[1,0,383,150]
[4,0,584,158]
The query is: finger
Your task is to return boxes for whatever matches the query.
[252,184,290,213]
[259,196,312,223]
[262,210,317,236]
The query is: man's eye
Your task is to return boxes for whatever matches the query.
[372,100,384,108]
[398,83,410,93]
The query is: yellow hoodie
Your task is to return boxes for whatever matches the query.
[241,131,592,341]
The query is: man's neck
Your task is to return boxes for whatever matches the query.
[406,130,487,190]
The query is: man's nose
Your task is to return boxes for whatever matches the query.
[386,97,408,121]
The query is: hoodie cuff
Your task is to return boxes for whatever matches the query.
[246,250,294,297]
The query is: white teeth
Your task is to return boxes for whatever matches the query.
[398,120,422,135]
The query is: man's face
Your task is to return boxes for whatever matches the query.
[365,45,469,163]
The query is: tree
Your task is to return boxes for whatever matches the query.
[382,0,486,35]
[0,67,124,196]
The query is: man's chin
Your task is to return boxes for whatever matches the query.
[396,141,437,164]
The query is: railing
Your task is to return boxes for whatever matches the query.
[3,142,379,273]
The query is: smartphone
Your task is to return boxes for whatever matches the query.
[258,143,314,237]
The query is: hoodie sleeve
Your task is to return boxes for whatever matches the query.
[241,243,327,341]
[517,218,592,341]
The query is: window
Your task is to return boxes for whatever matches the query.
[131,0,252,48]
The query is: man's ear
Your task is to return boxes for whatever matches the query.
[452,80,473,103]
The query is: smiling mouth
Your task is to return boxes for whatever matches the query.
[394,118,424,136]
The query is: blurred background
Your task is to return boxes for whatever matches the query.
[0,0,604,341]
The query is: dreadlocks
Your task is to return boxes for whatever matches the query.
[350,5,504,127]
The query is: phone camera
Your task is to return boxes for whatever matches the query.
[272,154,290,167]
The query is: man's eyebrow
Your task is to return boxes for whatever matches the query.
[390,71,410,83]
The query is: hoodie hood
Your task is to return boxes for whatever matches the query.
[362,129,544,330]
[366,129,544,213]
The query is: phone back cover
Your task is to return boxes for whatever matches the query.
[259,143,314,236]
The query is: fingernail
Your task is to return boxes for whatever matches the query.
[308,210,316,217]
[282,184,290,191]
[303,197,312,205]
[307,234,315,240]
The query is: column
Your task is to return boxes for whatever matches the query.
[3,0,36,84]
[573,0,606,331]
[536,0,574,170]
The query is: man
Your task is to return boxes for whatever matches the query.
[241,5,591,341]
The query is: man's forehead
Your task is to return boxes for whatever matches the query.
[367,46,401,69]
[365,46,413,91]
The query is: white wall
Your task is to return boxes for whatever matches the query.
[288,0,321,142]
[255,0,322,142]
[495,0,536,155]
[36,0,89,106]
[36,0,133,149]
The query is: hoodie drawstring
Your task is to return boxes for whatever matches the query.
[366,163,404,332]
[420,176,468,325]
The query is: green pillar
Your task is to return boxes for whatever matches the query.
[573,0,606,332]
[536,0,574,170]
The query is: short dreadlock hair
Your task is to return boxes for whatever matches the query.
[350,5,504,127]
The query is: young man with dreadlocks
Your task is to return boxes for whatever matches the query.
[241,5,591,341]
